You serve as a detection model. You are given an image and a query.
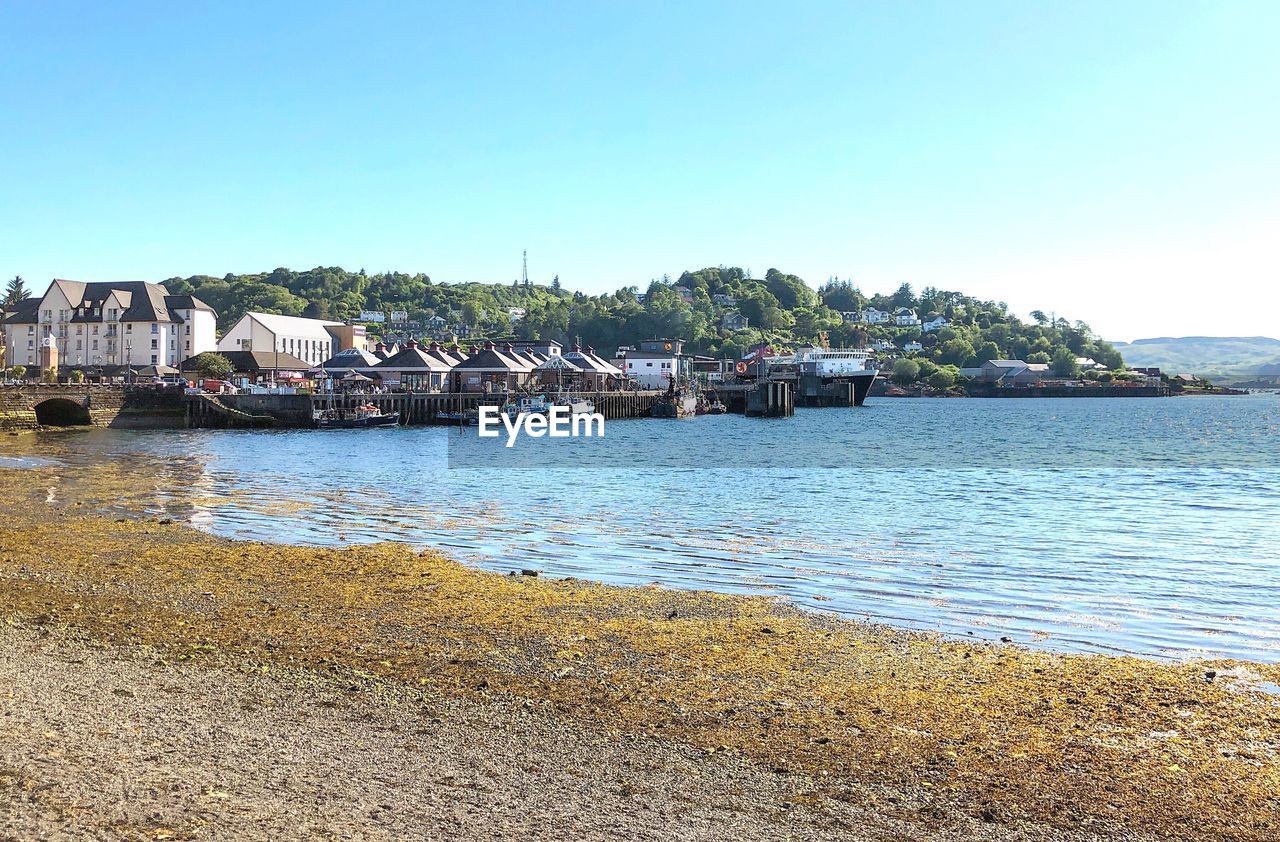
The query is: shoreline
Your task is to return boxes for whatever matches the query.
[2,465,1279,840]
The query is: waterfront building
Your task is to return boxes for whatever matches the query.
[218,313,367,367]
[450,341,536,392]
[319,347,381,375]
[374,339,453,391]
[2,279,216,371]
[179,350,312,382]
[615,339,682,389]
[978,359,1053,385]
[562,345,623,390]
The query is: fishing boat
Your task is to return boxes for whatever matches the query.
[313,404,400,429]
[503,395,550,419]
[553,395,596,415]
[706,399,728,414]
[650,387,698,419]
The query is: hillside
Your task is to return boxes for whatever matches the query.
[1111,336,1280,380]
[149,265,1125,380]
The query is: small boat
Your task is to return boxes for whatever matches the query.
[706,400,728,414]
[314,404,400,429]
[503,395,550,419]
[553,395,596,415]
[650,389,698,419]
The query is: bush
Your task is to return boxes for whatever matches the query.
[891,358,920,385]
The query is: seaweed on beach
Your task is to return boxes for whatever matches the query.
[1,461,1278,840]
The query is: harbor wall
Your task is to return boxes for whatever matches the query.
[1,385,186,431]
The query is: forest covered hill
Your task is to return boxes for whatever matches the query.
[158,265,1125,377]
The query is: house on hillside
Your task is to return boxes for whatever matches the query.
[903,340,923,353]
[861,307,889,325]
[712,294,737,307]
[922,315,948,333]
[894,308,921,327]
[720,311,749,331]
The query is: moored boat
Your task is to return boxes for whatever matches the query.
[314,404,400,429]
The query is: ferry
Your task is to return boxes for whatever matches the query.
[762,346,880,406]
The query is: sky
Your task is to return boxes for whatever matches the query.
[1,1,1277,341]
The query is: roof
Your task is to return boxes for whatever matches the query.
[984,360,1029,369]
[245,312,343,340]
[36,280,191,324]
[376,344,452,371]
[320,348,381,369]
[179,350,313,373]
[453,344,534,372]
[1,297,39,324]
[164,294,216,313]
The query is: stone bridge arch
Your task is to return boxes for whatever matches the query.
[33,396,92,426]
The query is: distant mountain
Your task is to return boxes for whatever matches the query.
[1111,336,1280,380]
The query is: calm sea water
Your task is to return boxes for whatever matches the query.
[10,395,1280,662]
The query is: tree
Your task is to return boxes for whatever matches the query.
[191,352,234,380]
[891,357,920,385]
[1051,346,1080,378]
[9,364,26,381]
[926,369,956,389]
[4,275,28,306]
[68,369,85,383]
[551,275,561,291]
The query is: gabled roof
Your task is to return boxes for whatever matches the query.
[245,312,343,340]
[453,343,534,372]
[179,350,312,373]
[1,297,39,324]
[164,294,216,313]
[40,280,190,324]
[376,344,452,371]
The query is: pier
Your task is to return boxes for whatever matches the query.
[187,390,668,428]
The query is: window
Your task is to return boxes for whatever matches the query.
[184,340,189,350]
[76,340,82,350]
[76,325,82,335]
[27,340,33,349]
[151,355,158,364]
[126,324,132,332]
[92,340,98,350]
[151,339,158,349]
[92,325,98,335]
[151,324,159,334]
[27,326,34,335]
[645,362,653,367]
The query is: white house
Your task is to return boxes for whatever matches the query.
[922,315,948,333]
[2,279,217,371]
[506,307,527,322]
[861,307,889,324]
[615,338,683,389]
[903,340,923,352]
[217,312,348,367]
[894,308,921,327]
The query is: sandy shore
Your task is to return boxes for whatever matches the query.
[2,459,1278,840]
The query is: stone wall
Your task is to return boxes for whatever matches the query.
[0,385,187,432]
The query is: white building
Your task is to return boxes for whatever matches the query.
[894,308,921,327]
[922,315,948,333]
[217,312,347,367]
[615,338,683,389]
[2,279,217,371]
[903,340,923,352]
[861,307,889,324]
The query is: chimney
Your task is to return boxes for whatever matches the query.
[375,342,386,352]
[570,344,581,353]
[484,341,496,351]
[405,338,418,349]
[502,342,514,354]
[428,342,441,352]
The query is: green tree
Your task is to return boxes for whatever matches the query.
[9,364,27,381]
[926,368,956,389]
[1051,346,1080,377]
[891,357,920,385]
[68,369,85,383]
[191,352,234,380]
[4,275,28,305]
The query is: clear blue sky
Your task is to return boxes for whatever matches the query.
[2,1,1276,340]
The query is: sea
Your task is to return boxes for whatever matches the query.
[7,394,1280,662]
